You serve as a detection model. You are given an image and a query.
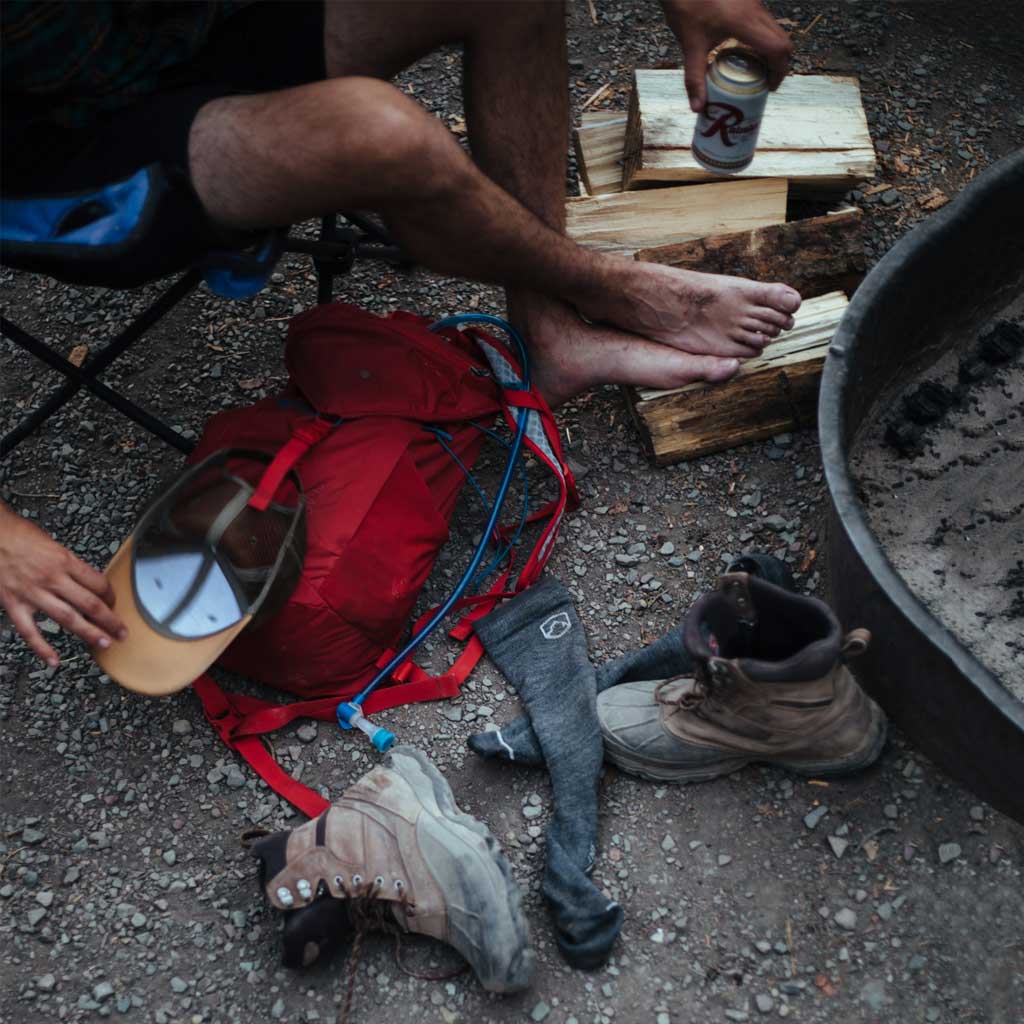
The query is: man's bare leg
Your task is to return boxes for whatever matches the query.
[189,2,800,405]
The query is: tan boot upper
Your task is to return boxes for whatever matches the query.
[263,763,448,943]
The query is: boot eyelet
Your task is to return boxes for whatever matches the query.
[394,880,404,892]
[352,874,363,886]
[334,875,344,887]
[374,875,384,887]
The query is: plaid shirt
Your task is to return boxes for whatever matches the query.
[3,1,253,130]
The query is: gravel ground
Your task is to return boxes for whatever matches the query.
[3,3,1024,1024]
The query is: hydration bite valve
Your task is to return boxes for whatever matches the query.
[336,702,396,753]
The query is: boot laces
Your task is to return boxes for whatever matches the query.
[655,669,725,716]
[339,876,465,1024]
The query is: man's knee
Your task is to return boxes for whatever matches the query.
[318,78,468,201]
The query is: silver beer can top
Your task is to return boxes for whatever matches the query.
[710,48,768,95]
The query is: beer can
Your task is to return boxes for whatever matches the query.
[691,48,768,174]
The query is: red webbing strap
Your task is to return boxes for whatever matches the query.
[248,418,335,511]
[192,674,330,818]
[190,633,482,818]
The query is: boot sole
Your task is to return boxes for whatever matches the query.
[603,704,888,784]
[386,746,535,993]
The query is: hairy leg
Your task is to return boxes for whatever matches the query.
[188,1,800,405]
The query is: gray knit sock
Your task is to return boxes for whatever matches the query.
[470,620,692,766]
[472,578,623,969]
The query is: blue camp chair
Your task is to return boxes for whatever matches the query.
[1,164,406,458]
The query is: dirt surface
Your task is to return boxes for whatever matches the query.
[3,4,1024,1024]
[850,300,1024,697]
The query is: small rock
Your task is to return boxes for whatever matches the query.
[659,542,675,556]
[969,805,984,822]
[755,994,774,1014]
[530,1001,551,1022]
[883,803,898,819]
[271,997,285,1019]
[834,908,857,931]
[724,1012,749,1022]
[828,836,849,859]
[36,974,57,992]
[938,842,961,864]
[171,719,192,736]
[170,977,188,994]
[296,723,318,743]
[93,982,115,1002]
[803,804,829,830]
[35,890,54,907]
[522,805,543,820]
[718,854,733,867]
[661,834,676,852]
[22,827,46,846]
[162,850,177,866]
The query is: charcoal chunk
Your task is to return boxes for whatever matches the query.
[885,419,924,456]
[978,320,1024,364]
[902,381,955,424]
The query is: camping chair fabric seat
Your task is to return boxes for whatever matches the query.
[1,169,405,459]
[0,164,282,297]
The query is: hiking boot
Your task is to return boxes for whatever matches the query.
[597,573,886,783]
[249,745,534,992]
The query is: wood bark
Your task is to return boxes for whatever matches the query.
[625,291,848,464]
[634,209,866,299]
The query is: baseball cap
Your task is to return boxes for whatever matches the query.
[96,449,306,696]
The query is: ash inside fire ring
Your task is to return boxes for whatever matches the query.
[850,298,1024,701]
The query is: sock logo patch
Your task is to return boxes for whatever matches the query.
[539,611,572,641]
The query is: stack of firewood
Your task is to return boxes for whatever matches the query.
[566,69,876,464]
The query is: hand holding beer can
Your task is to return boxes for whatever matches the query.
[691,48,768,175]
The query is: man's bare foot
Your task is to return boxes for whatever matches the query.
[576,258,802,360]
[511,296,741,408]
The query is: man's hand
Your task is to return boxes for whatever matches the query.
[0,503,126,667]
[660,0,794,112]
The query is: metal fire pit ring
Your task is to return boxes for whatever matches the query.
[819,149,1024,824]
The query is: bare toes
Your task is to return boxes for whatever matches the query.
[731,327,770,351]
[741,318,782,339]
[748,306,794,331]
[759,283,802,314]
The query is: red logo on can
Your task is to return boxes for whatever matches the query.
[698,102,760,148]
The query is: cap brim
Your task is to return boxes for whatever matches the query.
[94,536,251,697]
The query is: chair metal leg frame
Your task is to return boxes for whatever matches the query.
[2,213,409,461]
[316,214,339,305]
[1,270,202,459]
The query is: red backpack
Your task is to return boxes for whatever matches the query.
[188,302,576,815]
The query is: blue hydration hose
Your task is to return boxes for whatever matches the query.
[336,313,531,751]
